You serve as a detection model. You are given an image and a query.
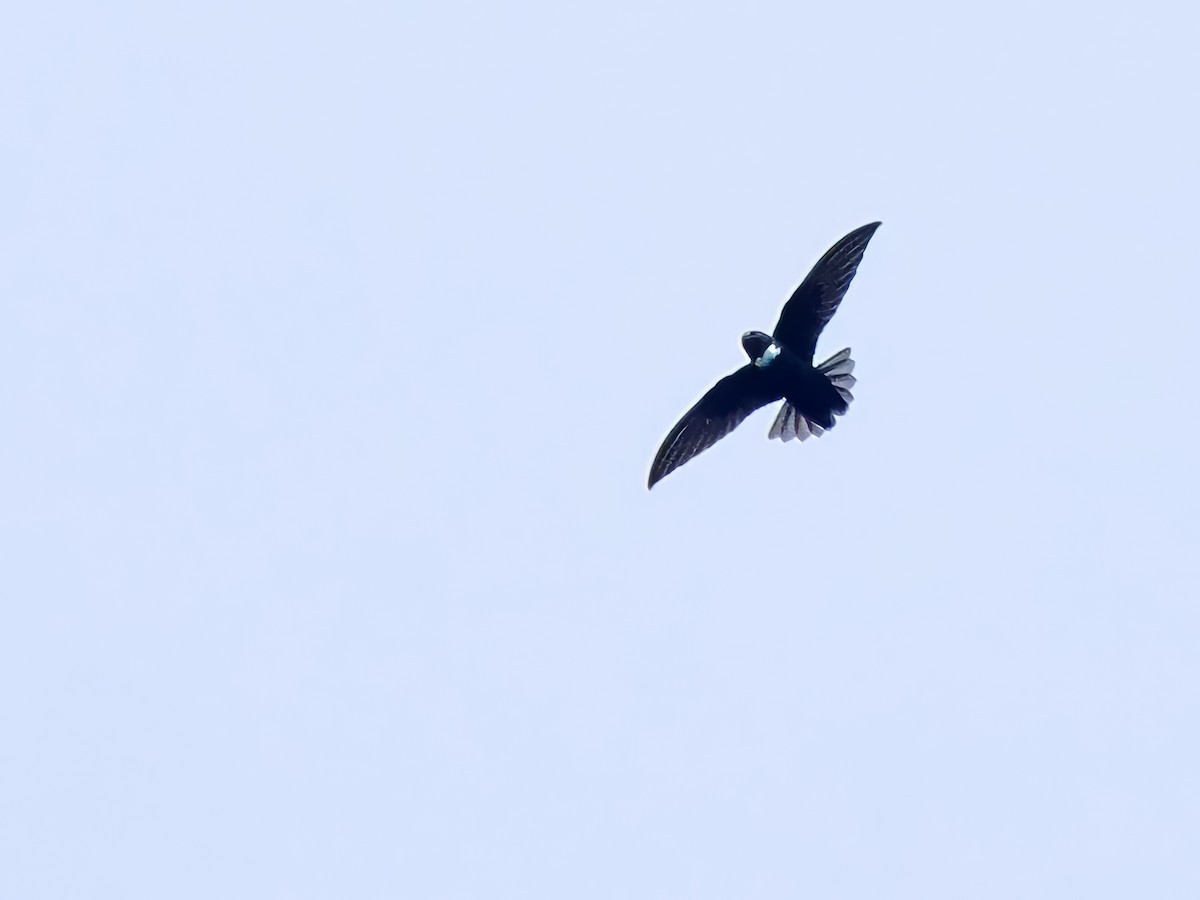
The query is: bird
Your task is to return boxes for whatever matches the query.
[647,222,881,489]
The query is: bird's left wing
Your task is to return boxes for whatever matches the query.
[773,222,881,363]
[648,365,781,489]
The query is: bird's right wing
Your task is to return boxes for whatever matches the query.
[648,365,781,488]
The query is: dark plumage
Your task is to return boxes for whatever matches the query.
[647,222,881,489]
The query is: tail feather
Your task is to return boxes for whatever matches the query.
[768,348,856,443]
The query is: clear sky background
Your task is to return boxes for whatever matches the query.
[4,2,1199,898]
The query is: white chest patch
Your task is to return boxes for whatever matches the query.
[754,343,781,368]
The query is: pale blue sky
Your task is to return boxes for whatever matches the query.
[3,2,1199,898]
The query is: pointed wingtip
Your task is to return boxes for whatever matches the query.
[844,221,881,242]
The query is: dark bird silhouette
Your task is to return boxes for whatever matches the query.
[648,222,881,489]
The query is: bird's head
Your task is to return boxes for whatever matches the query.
[741,331,780,367]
